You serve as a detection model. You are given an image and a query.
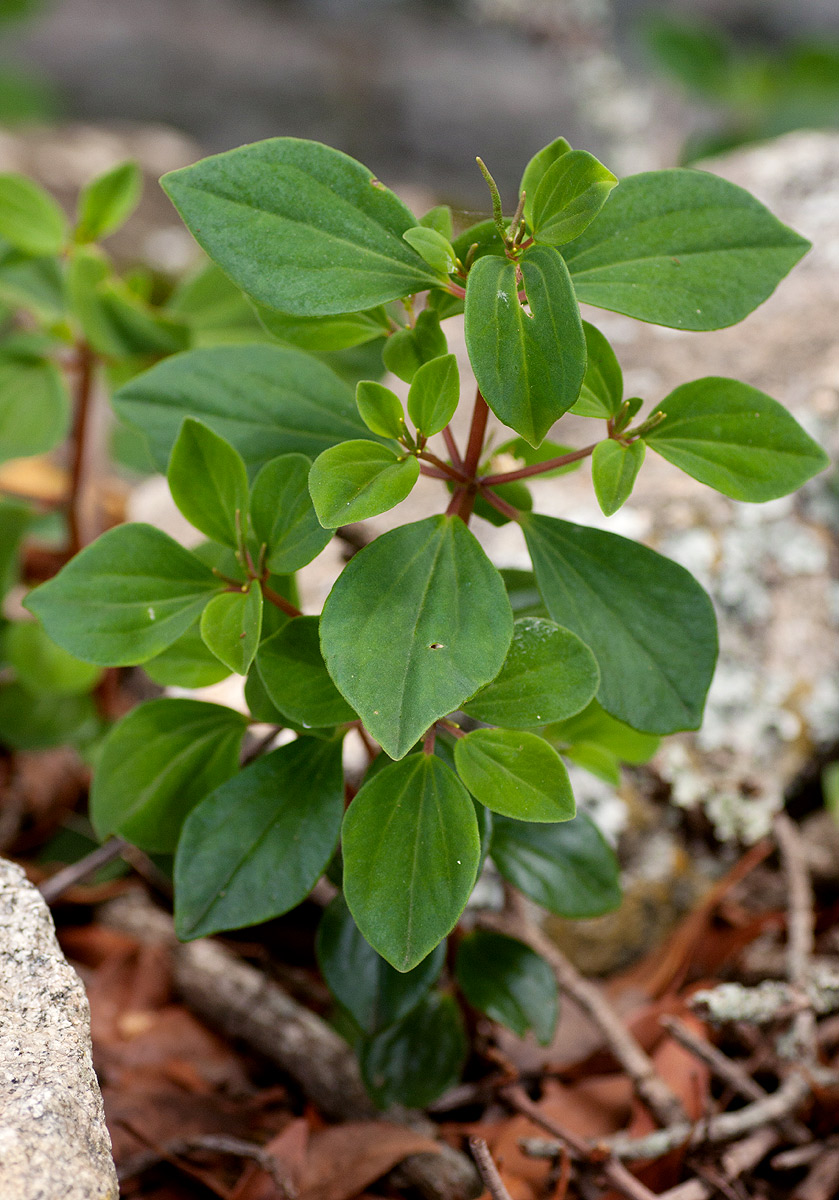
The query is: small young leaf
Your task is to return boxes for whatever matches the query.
[644,377,830,500]
[174,737,344,939]
[454,728,575,823]
[167,418,249,548]
[418,205,454,240]
[407,353,459,437]
[143,621,231,689]
[520,136,572,227]
[255,304,390,351]
[531,149,617,246]
[356,380,406,440]
[0,173,67,255]
[90,698,247,851]
[402,226,456,276]
[464,245,585,446]
[592,439,645,515]
[320,516,513,759]
[571,321,623,418]
[342,753,480,971]
[308,441,420,527]
[381,309,448,383]
[5,621,101,696]
[360,992,467,1108]
[462,617,599,728]
[491,812,621,917]
[523,514,717,734]
[0,354,70,463]
[257,616,357,728]
[316,895,445,1033]
[249,453,332,573]
[456,929,558,1044]
[25,524,222,665]
[75,160,142,243]
[200,581,262,675]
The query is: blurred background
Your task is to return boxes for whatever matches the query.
[3,0,839,203]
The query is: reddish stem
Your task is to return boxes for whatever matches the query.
[423,726,436,756]
[418,451,469,482]
[479,485,521,523]
[261,583,303,618]
[420,464,454,482]
[442,424,464,470]
[66,342,96,555]
[482,441,598,485]
[464,390,490,477]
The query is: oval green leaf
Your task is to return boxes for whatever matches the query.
[5,620,101,696]
[167,418,249,548]
[407,353,460,438]
[356,381,406,440]
[257,616,357,728]
[456,929,558,1044]
[0,174,67,256]
[249,453,332,573]
[454,728,575,823]
[571,321,623,418]
[200,581,262,675]
[359,992,467,1109]
[309,440,420,528]
[381,308,448,384]
[531,149,617,247]
[0,355,70,464]
[592,438,645,515]
[520,136,572,227]
[75,160,142,243]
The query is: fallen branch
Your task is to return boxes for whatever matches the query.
[39,837,129,903]
[657,1128,780,1200]
[469,1137,514,1200]
[776,811,818,1060]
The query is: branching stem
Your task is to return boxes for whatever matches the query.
[483,441,599,485]
[66,341,96,555]
[261,583,303,618]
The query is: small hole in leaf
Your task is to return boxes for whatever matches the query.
[429,642,444,650]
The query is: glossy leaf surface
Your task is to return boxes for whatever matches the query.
[167,418,249,548]
[592,438,645,515]
[257,617,357,728]
[520,136,571,227]
[200,582,262,675]
[456,929,558,1044]
[360,993,467,1108]
[407,353,459,437]
[309,441,420,527]
[454,728,575,822]
[249,453,332,573]
[356,381,406,440]
[531,149,617,246]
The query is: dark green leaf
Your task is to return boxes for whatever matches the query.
[464,245,585,446]
[531,150,617,247]
[571,321,623,418]
[540,698,659,783]
[257,616,357,728]
[644,377,830,501]
[90,698,247,851]
[249,453,332,573]
[5,620,101,696]
[0,173,67,255]
[143,621,231,688]
[167,418,249,548]
[454,728,575,822]
[592,439,645,515]
[563,170,810,330]
[200,582,262,675]
[520,137,571,227]
[174,737,344,938]
[25,524,222,665]
[309,441,420,527]
[0,355,69,463]
[342,753,480,971]
[381,309,448,383]
[75,161,142,243]
[0,682,98,751]
[356,380,406,440]
[162,138,438,315]
[523,514,717,734]
[407,353,459,437]
[491,812,621,917]
[456,929,558,1044]
[256,303,390,351]
[321,515,513,759]
[360,992,467,1108]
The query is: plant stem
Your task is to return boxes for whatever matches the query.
[261,583,302,618]
[66,341,96,555]
[478,485,521,523]
[420,464,454,482]
[442,425,464,470]
[483,441,599,485]
[418,450,469,482]
[464,389,489,477]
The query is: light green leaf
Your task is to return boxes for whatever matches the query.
[257,616,357,728]
[520,136,572,227]
[256,303,390,351]
[464,245,585,446]
[0,173,67,255]
[563,170,810,330]
[462,616,599,728]
[0,498,32,598]
[75,160,142,243]
[167,418,249,548]
[418,205,454,240]
[523,514,717,733]
[143,621,231,688]
[309,440,420,527]
[531,149,617,246]
[592,439,645,515]
[407,353,459,437]
[5,620,101,696]
[356,380,406,440]
[200,581,262,675]
[25,524,222,665]
[0,354,70,463]
[540,697,659,783]
[0,246,65,321]
[491,812,621,917]
[167,262,271,346]
[381,309,447,383]
[90,698,247,851]
[402,225,456,276]
[456,929,558,1044]
[162,138,438,315]
[342,753,480,971]
[114,344,369,475]
[454,728,575,822]
[321,516,513,759]
[644,377,830,501]
[571,321,623,418]
[249,453,332,572]
[174,737,344,938]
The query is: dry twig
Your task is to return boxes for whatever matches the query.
[775,811,818,1060]
[469,1137,514,1200]
[39,837,128,903]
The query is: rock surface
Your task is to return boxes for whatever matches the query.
[0,858,118,1200]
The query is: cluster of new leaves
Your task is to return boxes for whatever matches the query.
[3,135,829,1104]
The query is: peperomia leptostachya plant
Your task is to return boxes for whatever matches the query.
[16,135,829,1105]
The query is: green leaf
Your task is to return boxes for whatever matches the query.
[407,353,459,437]
[90,698,247,851]
[563,170,811,330]
[531,150,617,247]
[523,514,717,734]
[0,247,64,322]
[75,161,142,243]
[360,992,467,1108]
[491,812,621,917]
[321,515,513,759]
[309,440,420,527]
[419,205,453,239]
[500,568,548,619]
[0,497,32,598]
[381,309,447,383]
[451,218,505,269]
[162,138,438,315]
[200,582,262,675]
[0,355,70,463]
[167,261,271,346]
[167,418,249,548]
[356,380,406,440]
[644,377,830,501]
[143,621,232,688]
[454,728,575,822]
[257,616,357,728]
[462,616,599,727]
[402,226,456,276]
[540,698,659,783]
[572,321,623,418]
[5,620,101,696]
[114,345,369,476]
[0,683,98,751]
[464,245,585,446]
[456,929,558,1044]
[0,174,67,255]
[256,303,390,351]
[592,439,645,515]
[25,524,222,666]
[520,136,572,228]
[249,453,332,573]
[174,737,344,939]
[316,895,445,1033]
[342,753,480,971]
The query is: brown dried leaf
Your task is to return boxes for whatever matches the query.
[297,1122,441,1200]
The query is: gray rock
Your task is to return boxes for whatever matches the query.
[0,858,117,1200]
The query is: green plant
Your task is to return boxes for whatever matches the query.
[3,135,828,1104]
